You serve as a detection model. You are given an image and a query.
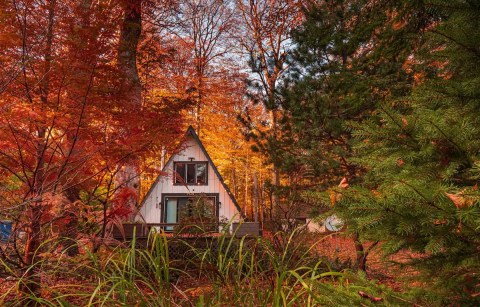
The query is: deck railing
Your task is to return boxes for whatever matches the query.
[111,222,221,239]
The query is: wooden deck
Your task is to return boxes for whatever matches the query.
[112,223,180,240]
[112,222,261,240]
[110,223,260,258]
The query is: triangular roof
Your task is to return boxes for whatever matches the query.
[140,126,243,216]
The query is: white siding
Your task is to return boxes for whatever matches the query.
[138,136,240,225]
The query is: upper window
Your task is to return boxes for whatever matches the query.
[174,162,208,185]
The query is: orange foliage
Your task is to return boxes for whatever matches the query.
[0,0,191,260]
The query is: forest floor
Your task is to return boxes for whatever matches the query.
[313,233,423,291]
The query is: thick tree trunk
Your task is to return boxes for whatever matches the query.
[118,0,142,107]
[58,0,94,258]
[116,0,142,220]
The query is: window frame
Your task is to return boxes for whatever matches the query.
[173,161,208,185]
[163,195,219,222]
[161,193,220,232]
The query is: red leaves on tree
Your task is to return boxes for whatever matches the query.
[109,187,138,220]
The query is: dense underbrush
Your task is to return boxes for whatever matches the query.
[0,226,424,306]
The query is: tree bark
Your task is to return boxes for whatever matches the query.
[232,159,238,199]
[116,0,142,220]
[58,0,94,258]
[259,174,265,224]
[118,0,142,107]
[253,173,259,222]
[353,232,367,271]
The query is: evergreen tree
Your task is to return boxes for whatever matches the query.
[336,1,480,303]
[270,0,428,234]
[277,0,429,184]
[261,0,434,268]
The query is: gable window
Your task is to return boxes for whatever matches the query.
[174,162,207,185]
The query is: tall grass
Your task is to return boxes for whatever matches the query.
[0,226,413,306]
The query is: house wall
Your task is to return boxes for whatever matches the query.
[138,137,241,224]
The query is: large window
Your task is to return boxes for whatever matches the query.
[163,195,218,231]
[174,162,207,185]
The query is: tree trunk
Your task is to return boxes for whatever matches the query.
[57,0,94,258]
[60,187,80,256]
[160,146,166,169]
[21,0,56,300]
[195,75,203,137]
[118,0,142,107]
[253,173,259,222]
[269,107,280,220]
[22,197,43,299]
[353,232,367,271]
[232,159,238,199]
[259,174,265,224]
[116,0,142,220]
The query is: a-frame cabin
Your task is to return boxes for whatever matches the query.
[138,126,242,231]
